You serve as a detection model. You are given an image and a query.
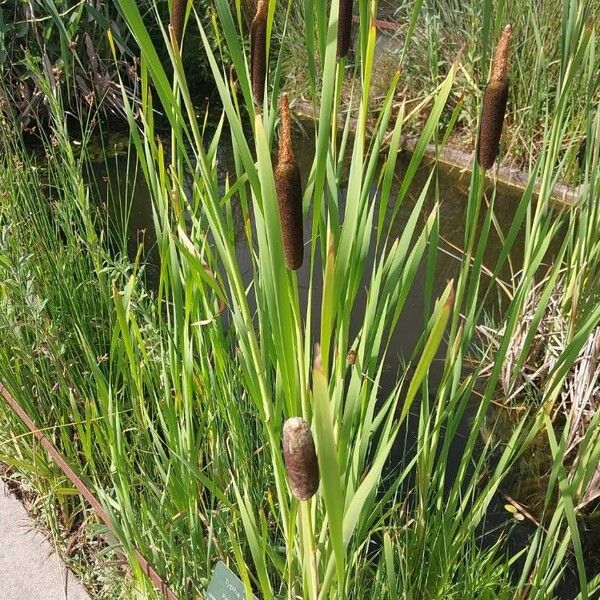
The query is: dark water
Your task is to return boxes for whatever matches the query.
[88,127,588,598]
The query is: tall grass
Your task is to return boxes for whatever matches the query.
[0,0,598,599]
[0,73,139,598]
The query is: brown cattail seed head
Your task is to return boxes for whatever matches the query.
[491,24,512,84]
[170,0,186,50]
[275,94,304,270]
[477,24,511,170]
[251,0,268,105]
[337,0,353,59]
[282,417,319,500]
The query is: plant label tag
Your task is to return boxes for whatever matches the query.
[206,561,258,600]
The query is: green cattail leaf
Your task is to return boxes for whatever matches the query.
[384,532,398,597]
[312,352,345,587]
[320,235,336,375]
[399,281,454,423]
[232,483,274,600]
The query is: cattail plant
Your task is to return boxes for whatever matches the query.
[170,0,186,50]
[477,24,512,170]
[282,417,319,500]
[275,94,304,270]
[250,0,268,104]
[337,0,353,59]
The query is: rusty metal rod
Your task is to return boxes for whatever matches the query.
[0,382,179,600]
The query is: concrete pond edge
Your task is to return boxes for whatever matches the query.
[293,100,580,207]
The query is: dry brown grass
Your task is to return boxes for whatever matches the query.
[478,277,600,517]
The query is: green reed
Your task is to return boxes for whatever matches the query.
[0,1,598,599]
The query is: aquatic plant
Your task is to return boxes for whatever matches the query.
[0,0,599,599]
[282,417,319,500]
[251,0,269,104]
[478,24,511,169]
[337,0,353,59]
[275,94,303,270]
[170,0,187,49]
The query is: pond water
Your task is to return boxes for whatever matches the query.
[87,125,586,598]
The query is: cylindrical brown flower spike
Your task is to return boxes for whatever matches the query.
[251,0,269,105]
[282,417,319,500]
[477,24,512,170]
[275,94,304,270]
[337,0,353,59]
[170,0,186,50]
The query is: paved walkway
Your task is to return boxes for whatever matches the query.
[0,482,90,599]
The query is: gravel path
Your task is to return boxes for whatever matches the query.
[0,482,90,600]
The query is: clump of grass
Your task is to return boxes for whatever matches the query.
[275,94,303,270]
[477,24,511,170]
[337,0,354,59]
[282,417,319,500]
[251,0,269,104]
